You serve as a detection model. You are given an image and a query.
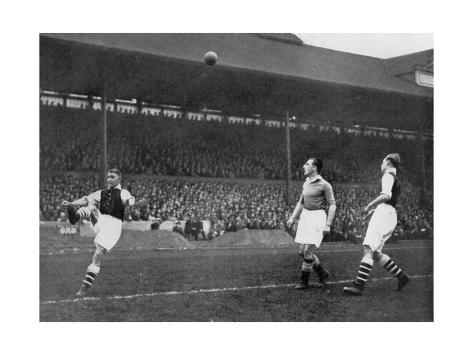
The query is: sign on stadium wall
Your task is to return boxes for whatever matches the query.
[415,70,433,87]
[56,222,79,235]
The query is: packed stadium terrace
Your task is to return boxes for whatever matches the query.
[40,106,432,186]
[40,175,432,240]
[40,105,433,239]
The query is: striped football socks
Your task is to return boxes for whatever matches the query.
[82,264,100,289]
[354,257,373,289]
[378,254,404,278]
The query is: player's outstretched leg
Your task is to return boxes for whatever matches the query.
[66,206,90,225]
[76,244,106,297]
[66,205,80,224]
[343,246,373,296]
[375,252,410,291]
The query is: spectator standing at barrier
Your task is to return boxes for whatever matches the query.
[184,217,193,240]
[195,217,205,240]
[287,158,337,290]
[185,215,203,240]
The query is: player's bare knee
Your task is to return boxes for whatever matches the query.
[375,252,390,265]
[303,245,314,258]
[373,251,383,261]
[95,246,106,257]
[362,246,374,262]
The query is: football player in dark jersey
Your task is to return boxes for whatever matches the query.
[61,168,136,296]
[343,154,409,295]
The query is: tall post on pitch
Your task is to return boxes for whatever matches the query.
[285,111,291,206]
[101,87,108,187]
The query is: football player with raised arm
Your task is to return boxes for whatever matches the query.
[61,168,136,297]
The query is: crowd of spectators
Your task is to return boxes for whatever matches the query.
[40,106,433,187]
[40,105,433,240]
[40,175,433,240]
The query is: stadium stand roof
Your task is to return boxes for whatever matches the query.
[40,34,433,131]
[41,33,432,98]
[385,49,433,75]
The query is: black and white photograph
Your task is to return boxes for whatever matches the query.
[6,1,473,354]
[39,33,433,322]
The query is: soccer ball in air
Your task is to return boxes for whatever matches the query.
[204,51,218,65]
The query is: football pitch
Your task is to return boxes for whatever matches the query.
[40,240,433,321]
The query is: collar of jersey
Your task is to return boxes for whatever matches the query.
[385,168,397,175]
[108,184,122,190]
[306,175,322,183]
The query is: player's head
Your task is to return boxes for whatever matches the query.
[303,157,323,176]
[381,153,400,172]
[107,168,122,188]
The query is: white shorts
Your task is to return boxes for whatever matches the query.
[363,204,397,252]
[93,214,123,251]
[295,209,327,247]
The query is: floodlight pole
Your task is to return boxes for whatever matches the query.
[285,111,291,206]
[101,86,108,187]
[418,125,426,206]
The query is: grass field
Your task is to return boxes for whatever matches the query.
[40,240,433,322]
